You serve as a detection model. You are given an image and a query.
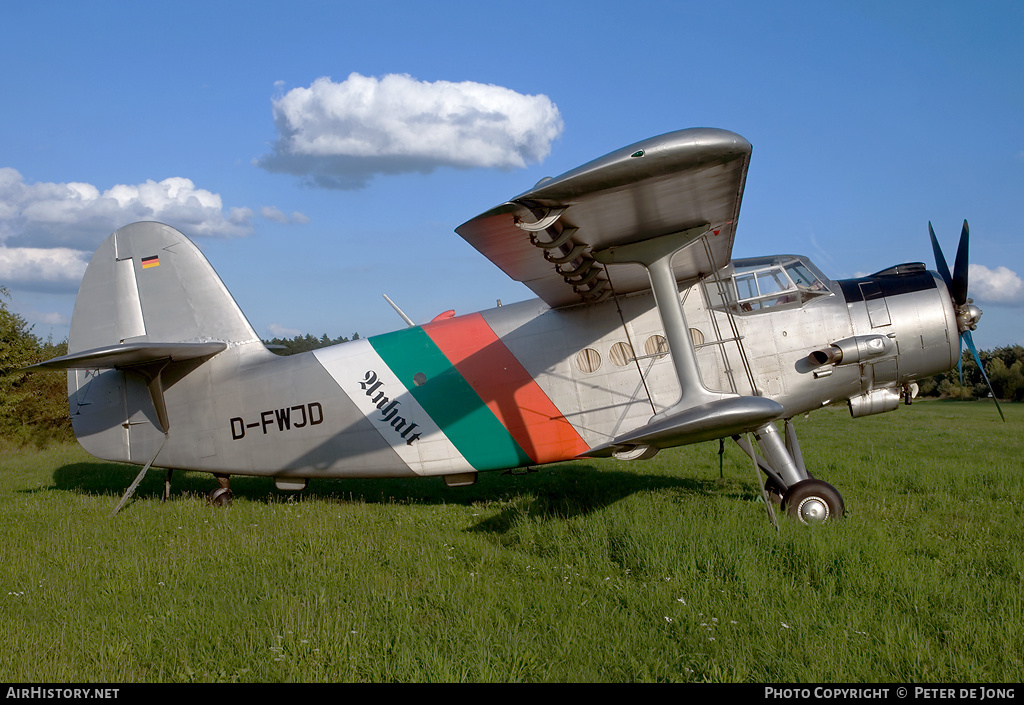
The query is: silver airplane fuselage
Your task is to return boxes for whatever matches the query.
[66,249,958,488]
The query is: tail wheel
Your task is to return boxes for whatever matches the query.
[781,479,845,524]
[208,486,233,507]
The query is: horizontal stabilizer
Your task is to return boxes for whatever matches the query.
[25,341,227,371]
[583,396,783,457]
[25,341,227,436]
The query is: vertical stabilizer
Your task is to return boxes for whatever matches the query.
[66,222,268,465]
[70,221,261,353]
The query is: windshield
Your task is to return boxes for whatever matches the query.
[705,255,831,313]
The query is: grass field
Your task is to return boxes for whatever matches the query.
[0,400,1021,683]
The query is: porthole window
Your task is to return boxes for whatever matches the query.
[644,335,669,360]
[575,348,601,374]
[690,328,705,346]
[609,342,635,367]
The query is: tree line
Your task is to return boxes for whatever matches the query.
[0,289,1020,446]
[0,289,74,446]
[263,332,360,355]
[915,344,1024,402]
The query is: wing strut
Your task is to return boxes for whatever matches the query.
[584,226,782,456]
[594,224,727,414]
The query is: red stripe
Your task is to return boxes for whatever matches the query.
[423,313,590,465]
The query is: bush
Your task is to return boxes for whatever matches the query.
[0,289,73,446]
[919,345,1024,402]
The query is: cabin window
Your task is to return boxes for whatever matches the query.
[575,348,602,374]
[609,342,635,367]
[644,335,669,359]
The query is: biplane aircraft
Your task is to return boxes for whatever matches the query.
[28,127,1001,522]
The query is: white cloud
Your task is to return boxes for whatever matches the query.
[261,206,289,224]
[267,323,302,338]
[30,310,71,326]
[968,264,1024,305]
[0,245,89,293]
[0,169,303,293]
[258,72,564,189]
[0,168,255,251]
[261,206,309,225]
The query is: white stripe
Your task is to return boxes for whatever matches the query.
[313,340,472,476]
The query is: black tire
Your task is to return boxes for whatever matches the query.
[781,479,844,524]
[208,487,233,507]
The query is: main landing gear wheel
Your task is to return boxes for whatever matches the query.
[781,479,845,524]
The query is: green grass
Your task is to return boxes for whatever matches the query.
[0,400,1021,682]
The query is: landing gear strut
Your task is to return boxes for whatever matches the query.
[734,419,845,524]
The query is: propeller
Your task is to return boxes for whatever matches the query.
[928,220,1005,421]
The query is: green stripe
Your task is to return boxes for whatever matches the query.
[369,327,532,471]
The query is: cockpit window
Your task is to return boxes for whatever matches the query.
[785,262,827,291]
[705,255,832,314]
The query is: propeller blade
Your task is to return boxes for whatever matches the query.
[962,330,1006,422]
[929,221,953,291]
[951,219,970,306]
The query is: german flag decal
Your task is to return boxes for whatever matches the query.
[141,255,160,269]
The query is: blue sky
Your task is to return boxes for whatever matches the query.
[1,1,1021,351]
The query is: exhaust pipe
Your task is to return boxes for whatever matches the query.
[808,334,895,367]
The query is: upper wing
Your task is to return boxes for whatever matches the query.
[455,128,752,308]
